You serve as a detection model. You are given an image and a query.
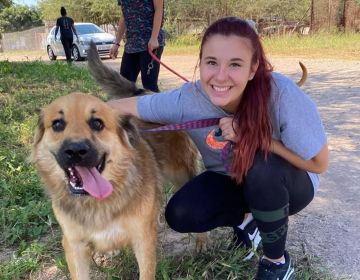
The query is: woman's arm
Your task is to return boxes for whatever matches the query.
[271,139,329,174]
[219,117,329,174]
[148,0,164,52]
[107,97,140,118]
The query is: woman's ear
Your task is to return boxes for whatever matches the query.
[249,60,259,81]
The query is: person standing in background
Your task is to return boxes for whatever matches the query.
[110,0,165,92]
[55,7,79,64]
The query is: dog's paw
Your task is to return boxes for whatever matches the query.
[195,232,210,253]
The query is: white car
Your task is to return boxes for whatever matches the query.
[46,22,115,61]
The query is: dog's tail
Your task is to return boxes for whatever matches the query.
[87,42,145,98]
[297,61,308,87]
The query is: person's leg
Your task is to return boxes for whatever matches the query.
[139,47,164,92]
[120,51,141,83]
[165,171,247,233]
[244,152,314,259]
[61,38,72,62]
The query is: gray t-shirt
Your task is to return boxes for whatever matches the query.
[138,72,326,192]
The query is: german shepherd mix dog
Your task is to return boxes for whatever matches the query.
[31,43,202,280]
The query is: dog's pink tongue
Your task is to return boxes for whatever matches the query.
[75,166,113,200]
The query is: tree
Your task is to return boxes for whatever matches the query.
[0,0,12,10]
[0,4,43,33]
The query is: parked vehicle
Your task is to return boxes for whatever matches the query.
[46,23,115,61]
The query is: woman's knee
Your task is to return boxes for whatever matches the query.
[244,153,289,205]
[165,197,194,233]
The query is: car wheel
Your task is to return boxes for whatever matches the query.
[47,46,57,61]
[71,45,84,61]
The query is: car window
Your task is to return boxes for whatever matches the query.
[75,24,105,35]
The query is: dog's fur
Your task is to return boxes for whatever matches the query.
[32,43,202,279]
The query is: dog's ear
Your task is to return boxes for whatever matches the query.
[30,111,45,163]
[117,115,140,147]
[33,111,45,146]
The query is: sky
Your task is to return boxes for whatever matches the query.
[13,0,39,6]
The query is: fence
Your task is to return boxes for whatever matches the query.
[1,26,50,52]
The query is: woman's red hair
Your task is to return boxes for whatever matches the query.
[200,17,273,183]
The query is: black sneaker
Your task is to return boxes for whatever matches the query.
[254,251,295,280]
[231,219,261,260]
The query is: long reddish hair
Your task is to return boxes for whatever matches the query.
[200,17,273,183]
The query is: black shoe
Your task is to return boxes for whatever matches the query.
[254,251,295,280]
[230,219,261,260]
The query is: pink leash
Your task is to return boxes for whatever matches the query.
[148,49,189,82]
[141,118,233,172]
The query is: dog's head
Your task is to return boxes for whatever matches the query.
[32,93,140,200]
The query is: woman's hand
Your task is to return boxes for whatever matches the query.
[219,117,238,142]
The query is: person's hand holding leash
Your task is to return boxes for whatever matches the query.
[148,37,159,53]
[219,117,238,142]
[110,43,120,59]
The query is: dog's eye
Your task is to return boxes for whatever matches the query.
[89,118,104,131]
[52,119,66,132]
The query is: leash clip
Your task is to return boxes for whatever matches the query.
[147,60,154,75]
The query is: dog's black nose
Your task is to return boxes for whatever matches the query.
[58,140,98,168]
[64,142,90,162]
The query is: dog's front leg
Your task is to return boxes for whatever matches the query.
[131,221,157,280]
[62,236,91,280]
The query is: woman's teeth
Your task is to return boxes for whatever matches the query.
[213,86,230,92]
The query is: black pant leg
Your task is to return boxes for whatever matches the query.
[61,37,73,62]
[165,171,247,233]
[243,152,314,258]
[120,51,141,83]
[139,47,164,92]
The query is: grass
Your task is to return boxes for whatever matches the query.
[0,35,353,279]
[164,33,360,60]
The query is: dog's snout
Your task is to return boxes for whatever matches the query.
[64,142,90,161]
[58,139,98,168]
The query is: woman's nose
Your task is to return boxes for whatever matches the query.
[214,66,228,81]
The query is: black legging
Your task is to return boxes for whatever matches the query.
[61,36,73,62]
[120,47,164,92]
[165,152,314,259]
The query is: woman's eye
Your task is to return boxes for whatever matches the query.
[52,119,66,132]
[230,63,241,68]
[206,60,217,66]
[89,118,104,131]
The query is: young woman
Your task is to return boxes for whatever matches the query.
[108,17,328,280]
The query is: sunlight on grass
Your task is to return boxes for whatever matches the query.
[164,33,360,60]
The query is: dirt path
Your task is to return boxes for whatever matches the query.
[2,52,359,279]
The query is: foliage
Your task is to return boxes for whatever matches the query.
[0,4,43,33]
[0,0,12,10]
[38,0,120,26]
[163,0,311,36]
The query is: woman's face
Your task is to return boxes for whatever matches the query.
[199,34,258,113]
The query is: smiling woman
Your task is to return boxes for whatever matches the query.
[106,16,328,280]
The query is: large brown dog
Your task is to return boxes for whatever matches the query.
[31,76,200,279]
